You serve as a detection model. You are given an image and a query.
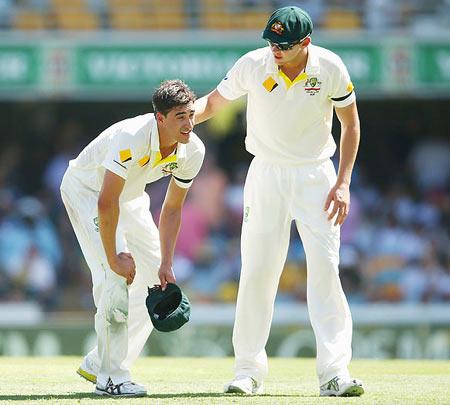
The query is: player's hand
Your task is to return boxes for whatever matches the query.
[324,183,350,226]
[158,263,176,291]
[111,252,136,285]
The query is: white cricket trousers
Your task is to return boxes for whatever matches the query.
[233,157,353,386]
[60,169,160,386]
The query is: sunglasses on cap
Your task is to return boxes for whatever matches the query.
[267,35,310,51]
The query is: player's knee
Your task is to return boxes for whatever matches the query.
[109,307,128,324]
[106,288,129,324]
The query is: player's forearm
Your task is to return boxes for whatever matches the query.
[194,95,213,124]
[337,122,360,186]
[158,205,182,267]
[194,89,229,124]
[98,199,120,268]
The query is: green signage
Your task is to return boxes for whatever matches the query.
[74,46,254,91]
[1,39,450,97]
[327,44,383,86]
[416,44,450,84]
[0,325,449,359]
[0,46,39,86]
[74,44,383,92]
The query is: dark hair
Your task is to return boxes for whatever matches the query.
[152,80,196,116]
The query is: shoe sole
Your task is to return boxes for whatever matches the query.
[224,384,264,395]
[95,388,146,397]
[320,385,364,397]
[77,368,97,384]
[224,384,252,395]
[341,385,364,397]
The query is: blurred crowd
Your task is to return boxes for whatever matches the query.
[0,0,449,33]
[0,104,449,312]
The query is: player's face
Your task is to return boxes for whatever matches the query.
[269,38,309,66]
[160,102,195,144]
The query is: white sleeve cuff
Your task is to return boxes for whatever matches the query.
[102,161,128,179]
[332,91,356,108]
[173,176,193,189]
[216,82,242,101]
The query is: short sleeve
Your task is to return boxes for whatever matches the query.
[102,131,138,179]
[172,147,205,189]
[216,55,249,101]
[329,56,356,108]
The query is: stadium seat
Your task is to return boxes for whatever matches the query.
[322,8,362,30]
[108,0,143,9]
[199,0,226,10]
[110,10,186,31]
[150,12,186,30]
[150,0,184,8]
[109,10,146,30]
[107,0,145,8]
[51,0,88,11]
[201,11,233,29]
[54,11,100,30]
[13,11,47,30]
[238,11,270,30]
[145,0,186,29]
[199,0,228,24]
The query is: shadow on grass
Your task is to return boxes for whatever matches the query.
[0,392,316,401]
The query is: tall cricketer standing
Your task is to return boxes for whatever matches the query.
[61,80,205,397]
[195,6,363,397]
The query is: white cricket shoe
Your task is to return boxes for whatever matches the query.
[224,375,264,395]
[76,356,99,384]
[95,378,147,397]
[320,376,364,397]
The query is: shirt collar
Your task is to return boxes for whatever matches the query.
[305,44,320,75]
[264,44,320,76]
[264,48,278,74]
[150,116,160,152]
[176,141,187,160]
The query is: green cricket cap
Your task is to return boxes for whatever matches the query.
[262,6,313,45]
[146,283,191,332]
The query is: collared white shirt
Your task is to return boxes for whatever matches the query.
[69,113,205,201]
[217,44,356,165]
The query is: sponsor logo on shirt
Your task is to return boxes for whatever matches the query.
[119,149,132,163]
[304,77,322,95]
[262,76,279,92]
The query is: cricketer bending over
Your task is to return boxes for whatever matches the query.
[60,80,205,397]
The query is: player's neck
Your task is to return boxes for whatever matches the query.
[279,47,308,78]
[158,130,177,159]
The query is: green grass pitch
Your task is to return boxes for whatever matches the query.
[0,357,449,404]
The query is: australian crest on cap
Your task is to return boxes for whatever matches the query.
[271,21,284,35]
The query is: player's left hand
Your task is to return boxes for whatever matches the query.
[324,183,350,226]
[158,263,176,291]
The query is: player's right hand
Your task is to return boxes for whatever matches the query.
[158,263,176,291]
[111,252,136,285]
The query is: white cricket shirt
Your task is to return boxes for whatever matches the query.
[217,44,356,165]
[68,113,205,202]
